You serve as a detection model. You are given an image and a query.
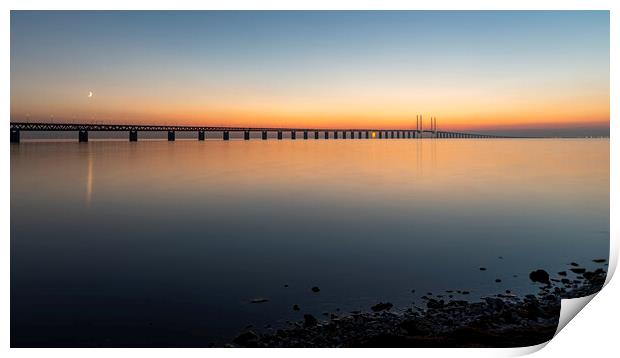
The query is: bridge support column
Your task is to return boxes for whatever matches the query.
[244,131,250,140]
[198,131,205,141]
[391,131,394,139]
[304,131,308,140]
[314,131,319,139]
[262,131,268,140]
[223,131,230,140]
[357,131,361,139]
[324,131,329,139]
[78,130,88,142]
[168,131,175,141]
[277,131,283,140]
[342,131,346,139]
[378,132,382,139]
[350,131,354,139]
[365,131,369,139]
[129,130,138,142]
[334,131,338,139]
[10,129,20,143]
[291,131,296,140]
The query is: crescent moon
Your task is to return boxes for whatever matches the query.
[88,91,93,98]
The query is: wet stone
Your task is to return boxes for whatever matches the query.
[233,331,259,346]
[250,298,269,304]
[371,302,394,312]
[303,314,318,327]
[529,269,550,285]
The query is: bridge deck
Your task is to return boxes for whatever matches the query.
[9,122,508,142]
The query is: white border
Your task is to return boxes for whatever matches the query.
[2,1,617,357]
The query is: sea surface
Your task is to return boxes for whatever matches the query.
[11,138,609,347]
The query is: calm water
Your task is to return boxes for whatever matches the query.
[11,139,609,347]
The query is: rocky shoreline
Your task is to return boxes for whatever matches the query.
[231,260,607,348]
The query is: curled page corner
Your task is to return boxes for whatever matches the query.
[554,293,597,336]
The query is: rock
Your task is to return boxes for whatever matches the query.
[250,298,269,303]
[462,291,470,295]
[292,304,300,311]
[505,290,511,294]
[479,267,487,271]
[303,314,318,327]
[371,302,394,312]
[484,297,505,311]
[426,298,444,309]
[311,286,321,293]
[284,284,289,288]
[561,278,571,284]
[495,279,502,283]
[233,331,259,346]
[592,258,607,263]
[529,269,550,285]
[411,289,416,293]
[570,262,579,267]
[570,268,586,274]
[558,271,567,276]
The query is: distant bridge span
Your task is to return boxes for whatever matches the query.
[9,122,510,143]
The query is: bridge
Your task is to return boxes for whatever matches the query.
[9,118,509,143]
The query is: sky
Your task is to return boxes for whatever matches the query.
[10,11,609,136]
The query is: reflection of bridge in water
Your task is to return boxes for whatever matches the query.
[10,116,511,143]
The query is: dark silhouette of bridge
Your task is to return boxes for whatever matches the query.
[10,116,510,143]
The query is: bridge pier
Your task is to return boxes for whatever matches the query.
[324,131,329,139]
[314,131,319,139]
[334,131,338,139]
[291,131,296,140]
[277,131,283,140]
[262,131,268,140]
[365,131,369,139]
[391,131,394,139]
[342,131,347,139]
[10,129,20,143]
[129,130,138,142]
[168,131,175,141]
[304,131,308,140]
[78,130,88,142]
[244,131,250,140]
[223,131,230,140]
[198,131,205,141]
[351,131,355,139]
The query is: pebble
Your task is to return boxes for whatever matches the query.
[311,286,321,293]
